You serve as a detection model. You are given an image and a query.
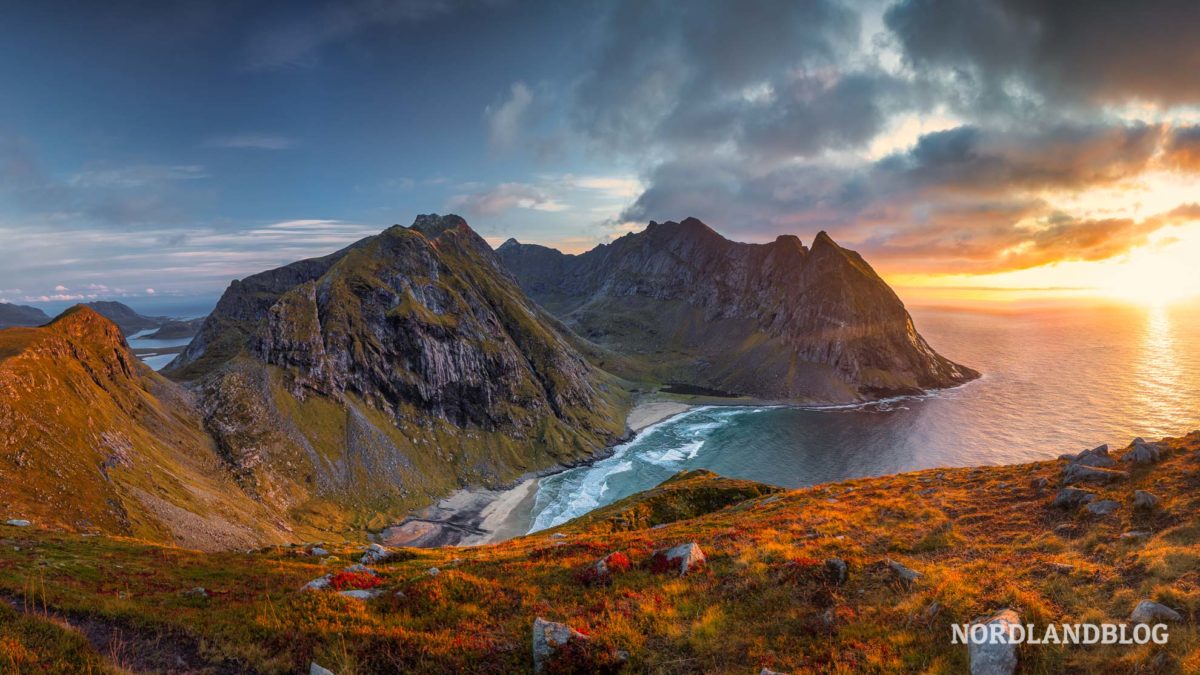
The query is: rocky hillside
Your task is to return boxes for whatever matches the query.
[498,218,977,402]
[165,214,628,534]
[0,306,288,550]
[1,432,1195,673]
[0,302,49,329]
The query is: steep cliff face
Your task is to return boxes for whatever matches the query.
[497,218,977,401]
[167,215,628,532]
[0,307,288,549]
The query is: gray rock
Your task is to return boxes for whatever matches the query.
[824,558,848,585]
[1133,490,1159,509]
[360,543,391,564]
[426,567,440,577]
[303,574,332,591]
[532,617,589,674]
[1051,487,1096,508]
[1030,477,1049,490]
[653,542,706,577]
[1071,444,1115,468]
[886,559,922,587]
[309,547,329,557]
[967,608,1020,675]
[550,533,568,539]
[1086,499,1120,516]
[344,564,376,575]
[4,519,30,527]
[1062,463,1127,485]
[1122,438,1164,465]
[1120,530,1153,540]
[1046,562,1075,573]
[760,668,788,674]
[1130,600,1182,624]
[310,662,335,675]
[338,589,382,600]
[183,587,209,598]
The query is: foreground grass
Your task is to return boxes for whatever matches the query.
[0,434,1197,673]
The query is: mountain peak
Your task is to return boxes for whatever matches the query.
[407,213,470,240]
[48,305,127,345]
[812,230,838,249]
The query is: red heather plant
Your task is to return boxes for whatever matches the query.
[328,571,382,591]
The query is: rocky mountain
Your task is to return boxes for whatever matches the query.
[166,214,628,532]
[497,218,977,402]
[82,300,169,335]
[0,306,288,549]
[0,302,50,329]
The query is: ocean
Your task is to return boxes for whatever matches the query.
[528,301,1200,531]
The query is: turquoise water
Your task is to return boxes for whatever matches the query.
[529,302,1200,531]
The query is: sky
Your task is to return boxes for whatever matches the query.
[3,0,1200,312]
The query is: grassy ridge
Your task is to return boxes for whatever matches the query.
[1,434,1196,673]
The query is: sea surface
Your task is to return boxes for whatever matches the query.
[528,301,1200,531]
[127,328,194,371]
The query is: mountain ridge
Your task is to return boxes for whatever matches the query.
[497,217,977,402]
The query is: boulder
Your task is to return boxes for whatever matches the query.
[303,574,332,591]
[1130,600,1183,624]
[1122,438,1164,465]
[338,589,382,601]
[824,558,848,585]
[651,542,706,577]
[1051,488,1095,508]
[1062,463,1126,485]
[426,567,440,577]
[360,543,391,564]
[532,617,589,674]
[4,519,30,527]
[183,587,209,598]
[1085,499,1120,516]
[1071,444,1115,468]
[1133,490,1159,510]
[550,533,568,539]
[309,547,329,557]
[310,662,334,675]
[1120,530,1152,540]
[343,563,376,575]
[1030,477,1049,491]
[967,608,1020,675]
[886,559,922,587]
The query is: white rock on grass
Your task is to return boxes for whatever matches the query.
[1130,600,1183,624]
[653,542,706,577]
[310,662,335,675]
[886,559,922,587]
[338,589,382,601]
[967,608,1020,675]
[532,617,589,674]
[303,574,332,591]
[360,543,391,564]
[4,519,30,527]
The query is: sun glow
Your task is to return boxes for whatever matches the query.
[891,220,1200,307]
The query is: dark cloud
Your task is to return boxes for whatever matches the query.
[623,122,1185,273]
[1161,125,1200,171]
[885,0,1200,107]
[571,0,878,159]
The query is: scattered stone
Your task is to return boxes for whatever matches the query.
[426,567,440,577]
[579,552,632,585]
[824,558,848,585]
[338,589,382,601]
[1085,499,1120,516]
[183,587,209,598]
[967,608,1020,675]
[918,488,935,496]
[550,533,568,539]
[310,662,335,675]
[303,575,332,591]
[886,559,922,587]
[1130,600,1183,624]
[1120,530,1152,540]
[1030,477,1049,490]
[4,519,30,527]
[760,495,782,505]
[360,543,391,564]
[651,542,706,577]
[760,668,787,675]
[1122,438,1164,465]
[344,564,376,575]
[1071,444,1115,468]
[1062,463,1127,485]
[309,547,329,557]
[1051,487,1096,508]
[532,617,589,674]
[1046,562,1075,573]
[1133,490,1160,510]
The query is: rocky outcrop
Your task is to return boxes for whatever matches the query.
[532,617,590,674]
[497,218,977,402]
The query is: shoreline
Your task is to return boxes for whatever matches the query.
[376,381,980,548]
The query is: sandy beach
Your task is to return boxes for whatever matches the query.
[381,398,695,547]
